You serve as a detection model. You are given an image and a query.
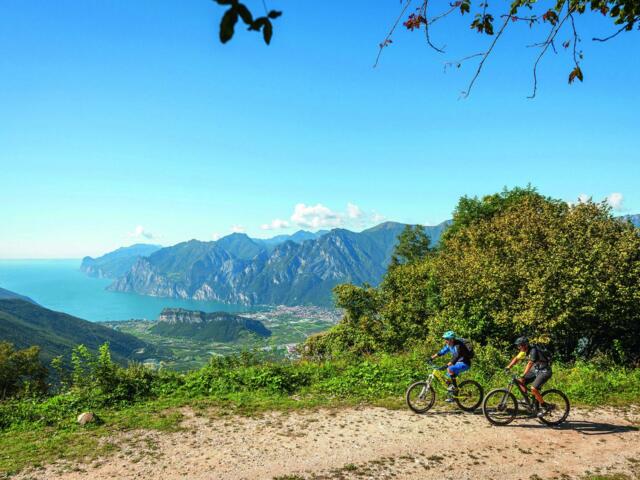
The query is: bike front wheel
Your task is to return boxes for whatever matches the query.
[455,380,484,412]
[406,381,436,413]
[482,388,518,426]
[538,389,570,426]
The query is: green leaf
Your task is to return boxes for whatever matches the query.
[235,3,253,25]
[248,17,267,32]
[485,21,494,35]
[219,8,238,43]
[263,20,273,45]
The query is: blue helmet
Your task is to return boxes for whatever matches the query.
[442,330,456,340]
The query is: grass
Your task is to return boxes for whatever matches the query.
[0,397,186,476]
[1,348,639,476]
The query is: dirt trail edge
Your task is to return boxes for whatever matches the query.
[17,405,640,480]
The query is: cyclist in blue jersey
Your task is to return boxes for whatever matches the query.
[430,331,473,402]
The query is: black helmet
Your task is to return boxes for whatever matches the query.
[514,336,529,346]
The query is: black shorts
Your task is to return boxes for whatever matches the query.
[523,367,552,390]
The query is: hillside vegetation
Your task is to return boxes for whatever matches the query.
[0,300,159,365]
[150,308,271,341]
[0,287,37,304]
[308,187,640,363]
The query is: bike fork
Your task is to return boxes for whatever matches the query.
[420,376,434,398]
[499,384,514,409]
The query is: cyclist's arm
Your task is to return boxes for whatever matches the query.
[506,351,526,369]
[521,360,535,378]
[431,345,449,360]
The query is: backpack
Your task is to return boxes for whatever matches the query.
[531,343,552,365]
[459,338,475,359]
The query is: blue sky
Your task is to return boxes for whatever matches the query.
[1,1,639,258]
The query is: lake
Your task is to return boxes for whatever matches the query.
[0,259,252,321]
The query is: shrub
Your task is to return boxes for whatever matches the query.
[0,342,47,400]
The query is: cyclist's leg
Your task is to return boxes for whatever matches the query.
[531,369,552,405]
[519,371,536,395]
[447,362,470,389]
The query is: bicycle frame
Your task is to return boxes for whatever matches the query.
[501,375,538,412]
[424,364,450,391]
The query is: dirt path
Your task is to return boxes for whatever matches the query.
[18,405,640,480]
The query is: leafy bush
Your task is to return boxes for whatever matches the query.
[183,355,316,396]
[0,342,47,400]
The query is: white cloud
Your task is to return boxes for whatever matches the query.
[567,193,590,207]
[211,232,221,241]
[606,192,624,211]
[129,225,154,240]
[291,203,344,229]
[230,225,245,233]
[286,203,386,230]
[570,192,625,212]
[261,219,290,230]
[347,203,363,219]
[372,211,386,223]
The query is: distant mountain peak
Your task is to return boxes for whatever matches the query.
[80,243,163,279]
[363,221,406,232]
[222,232,251,240]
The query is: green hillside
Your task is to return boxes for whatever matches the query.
[0,287,37,304]
[150,308,271,342]
[0,299,159,364]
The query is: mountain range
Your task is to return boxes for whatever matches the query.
[80,231,330,279]
[86,221,450,306]
[0,299,159,364]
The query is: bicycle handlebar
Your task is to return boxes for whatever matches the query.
[427,361,448,371]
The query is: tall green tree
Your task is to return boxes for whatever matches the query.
[442,185,546,241]
[0,342,47,400]
[390,225,432,267]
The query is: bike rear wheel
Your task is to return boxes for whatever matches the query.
[538,389,570,426]
[482,388,518,426]
[406,381,436,413]
[454,380,484,412]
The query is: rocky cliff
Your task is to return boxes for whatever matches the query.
[151,307,271,341]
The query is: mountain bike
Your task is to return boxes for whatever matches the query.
[482,372,570,426]
[405,361,483,413]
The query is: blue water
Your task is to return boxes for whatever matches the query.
[0,259,252,322]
